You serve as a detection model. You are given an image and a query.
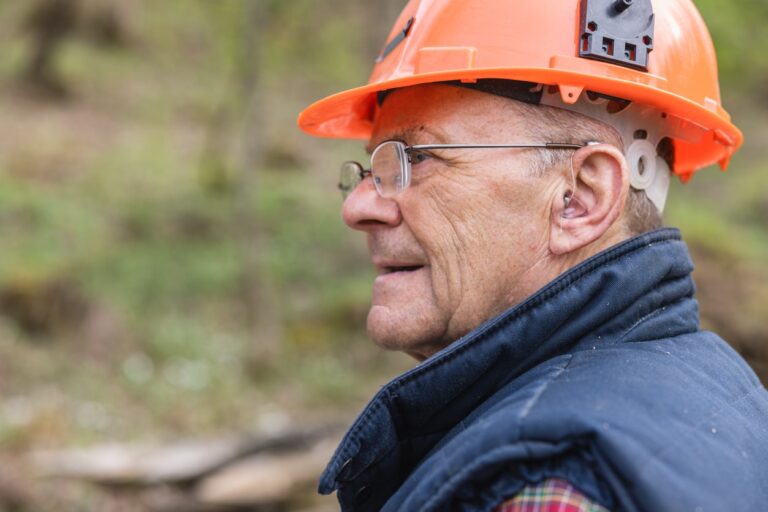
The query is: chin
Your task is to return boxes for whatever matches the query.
[367,304,448,359]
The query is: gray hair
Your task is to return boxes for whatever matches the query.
[515,101,663,236]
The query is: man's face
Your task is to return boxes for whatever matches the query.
[342,85,563,359]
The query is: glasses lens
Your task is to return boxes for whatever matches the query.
[371,141,407,197]
[339,161,363,199]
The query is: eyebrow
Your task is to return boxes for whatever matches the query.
[365,125,446,154]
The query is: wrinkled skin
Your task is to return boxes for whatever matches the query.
[342,84,629,360]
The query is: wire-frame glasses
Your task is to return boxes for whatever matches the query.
[338,140,590,199]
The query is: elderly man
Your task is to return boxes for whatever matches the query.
[298,0,768,510]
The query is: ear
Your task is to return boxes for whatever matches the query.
[549,143,629,255]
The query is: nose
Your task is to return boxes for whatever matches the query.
[342,176,402,231]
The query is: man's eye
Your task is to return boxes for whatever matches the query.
[411,151,431,164]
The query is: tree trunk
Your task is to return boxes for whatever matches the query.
[235,0,282,367]
[22,0,79,98]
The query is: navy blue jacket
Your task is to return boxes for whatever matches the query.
[320,229,768,511]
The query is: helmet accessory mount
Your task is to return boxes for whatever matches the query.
[579,0,655,70]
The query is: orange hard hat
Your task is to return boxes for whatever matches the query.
[297,0,742,181]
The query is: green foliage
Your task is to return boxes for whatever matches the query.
[0,0,391,449]
[695,0,768,92]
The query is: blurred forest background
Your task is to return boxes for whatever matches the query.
[0,0,763,510]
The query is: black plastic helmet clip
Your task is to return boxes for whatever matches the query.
[579,0,655,71]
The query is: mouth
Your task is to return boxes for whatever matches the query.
[375,262,426,276]
[383,265,423,274]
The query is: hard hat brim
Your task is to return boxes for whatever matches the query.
[298,64,742,179]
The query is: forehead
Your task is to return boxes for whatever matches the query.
[369,84,526,148]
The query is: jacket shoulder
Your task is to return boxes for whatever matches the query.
[396,332,768,512]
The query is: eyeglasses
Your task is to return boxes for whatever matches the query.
[338,140,591,199]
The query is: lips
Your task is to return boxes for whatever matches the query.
[371,260,427,302]
[373,260,425,275]
[383,265,423,274]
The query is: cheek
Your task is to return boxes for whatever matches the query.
[408,172,552,306]
[406,182,500,304]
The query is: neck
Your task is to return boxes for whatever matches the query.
[550,222,632,283]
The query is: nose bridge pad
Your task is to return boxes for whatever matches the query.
[370,173,384,195]
[398,144,411,193]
